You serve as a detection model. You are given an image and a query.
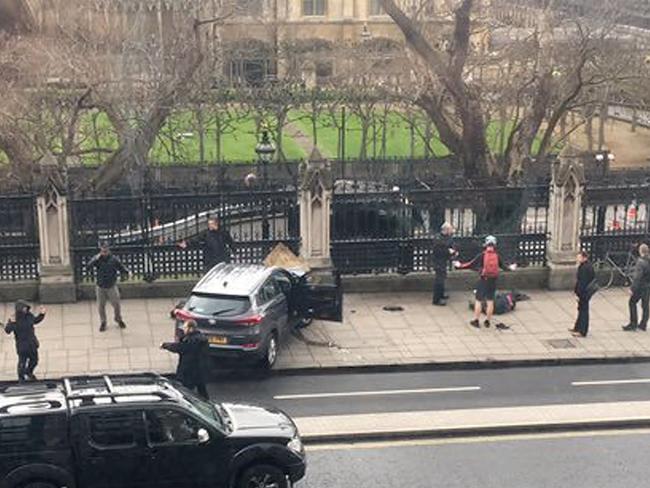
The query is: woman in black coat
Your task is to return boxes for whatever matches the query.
[573,251,596,338]
[4,300,46,381]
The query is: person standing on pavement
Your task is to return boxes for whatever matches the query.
[161,320,209,399]
[86,243,130,332]
[623,243,650,332]
[4,300,46,382]
[572,251,596,338]
[432,222,457,306]
[179,216,235,272]
[455,235,516,329]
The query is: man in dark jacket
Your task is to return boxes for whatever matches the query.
[86,243,130,332]
[573,251,596,338]
[179,217,235,272]
[432,222,457,306]
[4,300,46,382]
[161,320,209,399]
[623,243,650,332]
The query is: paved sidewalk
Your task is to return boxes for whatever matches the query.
[0,288,649,380]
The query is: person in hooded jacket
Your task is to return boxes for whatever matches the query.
[623,243,650,332]
[161,320,209,399]
[4,300,46,382]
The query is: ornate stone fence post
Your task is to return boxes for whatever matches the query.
[547,153,586,290]
[36,180,76,302]
[299,148,333,271]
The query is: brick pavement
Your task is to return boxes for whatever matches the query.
[0,288,648,380]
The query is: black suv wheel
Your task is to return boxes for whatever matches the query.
[237,464,288,488]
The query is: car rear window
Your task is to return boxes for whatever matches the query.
[185,294,251,317]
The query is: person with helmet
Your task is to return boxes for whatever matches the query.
[431,222,458,306]
[455,235,516,329]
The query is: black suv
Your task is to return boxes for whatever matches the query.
[0,374,305,488]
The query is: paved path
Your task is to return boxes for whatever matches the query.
[0,288,649,380]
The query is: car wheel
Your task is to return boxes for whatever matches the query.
[237,464,288,488]
[259,332,279,370]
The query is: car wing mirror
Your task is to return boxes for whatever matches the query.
[197,428,210,444]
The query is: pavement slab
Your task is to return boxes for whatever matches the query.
[0,288,649,379]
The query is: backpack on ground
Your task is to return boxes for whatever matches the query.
[482,249,500,278]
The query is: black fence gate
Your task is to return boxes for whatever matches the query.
[0,195,39,281]
[331,183,550,275]
[69,190,300,282]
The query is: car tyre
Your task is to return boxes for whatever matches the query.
[237,464,289,488]
[259,332,279,370]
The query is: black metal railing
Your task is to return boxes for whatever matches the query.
[70,189,300,282]
[581,183,650,260]
[0,195,39,281]
[331,184,550,275]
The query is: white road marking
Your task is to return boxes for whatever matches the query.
[572,379,650,387]
[273,386,481,400]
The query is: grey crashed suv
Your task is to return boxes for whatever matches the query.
[172,263,343,368]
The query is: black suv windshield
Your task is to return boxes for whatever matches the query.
[186,293,250,317]
[176,385,227,431]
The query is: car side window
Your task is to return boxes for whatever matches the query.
[273,272,292,297]
[145,409,203,445]
[257,279,280,304]
[88,411,139,448]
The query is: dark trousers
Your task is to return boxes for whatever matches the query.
[629,289,650,328]
[182,378,209,400]
[17,350,39,381]
[575,295,590,337]
[433,269,447,303]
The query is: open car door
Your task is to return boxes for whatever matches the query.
[296,270,343,323]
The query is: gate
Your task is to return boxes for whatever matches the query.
[0,195,39,281]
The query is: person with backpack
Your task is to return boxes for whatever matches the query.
[572,250,596,338]
[431,222,457,306]
[4,300,46,382]
[623,243,650,332]
[455,235,516,329]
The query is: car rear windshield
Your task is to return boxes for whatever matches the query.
[185,293,251,317]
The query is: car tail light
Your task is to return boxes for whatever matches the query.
[175,309,197,321]
[242,343,259,349]
[234,314,264,326]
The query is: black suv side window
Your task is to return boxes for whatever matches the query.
[145,409,203,445]
[89,411,139,448]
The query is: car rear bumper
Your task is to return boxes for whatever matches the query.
[205,343,265,361]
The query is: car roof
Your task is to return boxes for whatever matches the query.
[191,263,279,296]
[0,374,184,416]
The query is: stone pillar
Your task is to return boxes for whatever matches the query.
[299,148,333,270]
[547,152,586,290]
[37,181,76,303]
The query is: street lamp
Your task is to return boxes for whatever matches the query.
[255,129,276,187]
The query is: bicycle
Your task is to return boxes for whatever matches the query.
[592,250,637,289]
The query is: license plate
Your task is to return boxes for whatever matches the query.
[208,336,228,345]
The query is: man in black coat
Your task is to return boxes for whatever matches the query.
[431,222,457,306]
[624,243,650,332]
[573,251,596,338]
[179,216,235,272]
[161,320,209,399]
[86,243,130,332]
[4,300,46,382]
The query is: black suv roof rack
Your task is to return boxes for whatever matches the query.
[63,373,174,407]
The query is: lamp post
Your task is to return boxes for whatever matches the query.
[255,129,276,241]
[255,129,276,188]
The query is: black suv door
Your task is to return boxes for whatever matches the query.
[144,407,227,488]
[294,271,343,323]
[75,409,151,488]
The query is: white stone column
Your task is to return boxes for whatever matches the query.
[299,148,333,270]
[37,181,76,303]
[547,151,586,290]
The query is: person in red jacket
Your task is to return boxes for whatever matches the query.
[455,236,516,329]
